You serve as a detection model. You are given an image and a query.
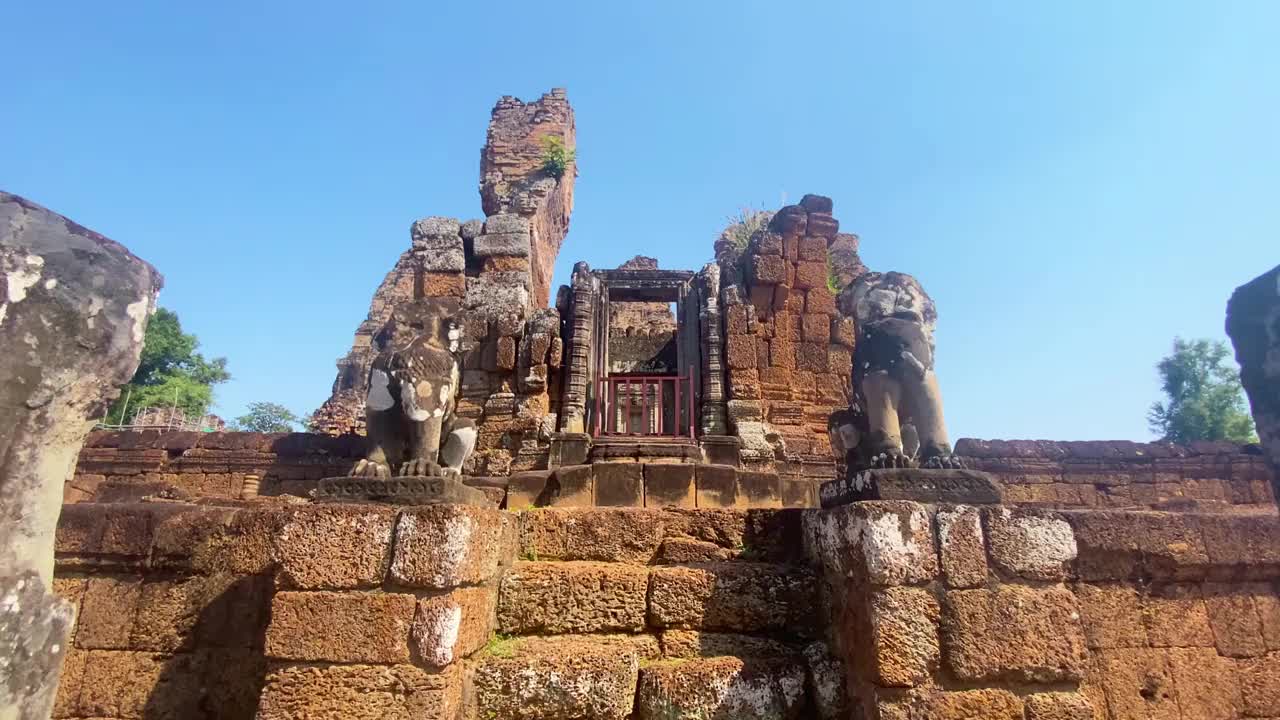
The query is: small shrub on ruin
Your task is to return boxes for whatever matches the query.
[722,207,772,251]
[540,135,575,179]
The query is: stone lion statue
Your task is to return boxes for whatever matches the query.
[352,298,477,479]
[833,271,962,470]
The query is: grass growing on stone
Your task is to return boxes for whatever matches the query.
[482,632,522,659]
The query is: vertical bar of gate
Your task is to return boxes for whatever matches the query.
[656,378,663,435]
[674,375,681,440]
[622,379,630,435]
[643,378,650,436]
[687,367,695,438]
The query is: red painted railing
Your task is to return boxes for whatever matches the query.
[592,370,695,438]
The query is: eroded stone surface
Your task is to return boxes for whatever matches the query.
[1,192,160,720]
[473,636,638,720]
[389,505,513,588]
[805,501,937,586]
[498,560,648,634]
[943,585,1087,683]
[635,657,806,720]
[257,663,460,720]
[985,507,1077,581]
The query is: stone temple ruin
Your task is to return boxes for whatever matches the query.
[4,89,1280,720]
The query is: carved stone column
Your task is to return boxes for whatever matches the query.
[698,263,728,435]
[560,262,597,433]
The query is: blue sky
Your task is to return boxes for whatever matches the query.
[3,1,1275,440]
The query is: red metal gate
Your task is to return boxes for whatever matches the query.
[592,370,695,438]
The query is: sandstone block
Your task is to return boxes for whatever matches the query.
[52,647,86,717]
[912,689,1023,720]
[1237,652,1280,717]
[499,561,649,634]
[868,586,941,687]
[726,304,754,335]
[797,342,829,371]
[474,231,531,257]
[648,563,817,636]
[944,585,1087,683]
[266,591,415,663]
[482,255,530,273]
[422,271,465,298]
[1075,583,1147,649]
[799,194,834,213]
[1023,692,1095,720]
[473,637,639,720]
[806,213,839,238]
[411,586,496,668]
[74,578,140,650]
[1167,647,1243,719]
[986,507,1077,580]
[754,231,784,256]
[658,630,795,659]
[419,247,465,272]
[1203,582,1269,657]
[801,313,831,343]
[798,236,828,261]
[659,537,734,563]
[411,216,461,240]
[695,464,740,508]
[936,505,987,588]
[77,650,204,719]
[737,470,782,508]
[804,501,937,586]
[726,334,758,370]
[1092,648,1180,718]
[518,507,664,563]
[595,462,645,506]
[483,212,529,235]
[752,254,788,285]
[506,469,554,509]
[389,505,513,588]
[1144,583,1216,647]
[829,315,849,345]
[794,261,828,290]
[272,505,396,589]
[635,657,806,720]
[806,287,838,315]
[496,335,517,370]
[257,663,460,720]
[770,205,807,238]
[645,463,696,508]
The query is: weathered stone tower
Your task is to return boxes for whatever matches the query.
[312,89,576,455]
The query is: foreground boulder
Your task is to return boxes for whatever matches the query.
[0,192,160,719]
[1227,264,1280,494]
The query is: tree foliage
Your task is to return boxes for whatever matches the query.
[1148,338,1257,444]
[232,402,304,433]
[106,308,230,424]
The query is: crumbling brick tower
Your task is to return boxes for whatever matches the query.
[717,195,866,487]
[312,90,575,477]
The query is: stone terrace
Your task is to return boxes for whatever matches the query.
[49,495,1280,719]
[68,430,1277,514]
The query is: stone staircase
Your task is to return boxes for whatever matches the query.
[469,507,847,719]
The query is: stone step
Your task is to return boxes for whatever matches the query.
[496,559,819,640]
[471,635,642,720]
[635,656,808,720]
[516,507,813,567]
[648,562,820,638]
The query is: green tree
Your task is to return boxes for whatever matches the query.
[106,308,230,425]
[1148,338,1257,444]
[231,402,304,432]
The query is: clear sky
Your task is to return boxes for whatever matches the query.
[3,1,1276,441]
